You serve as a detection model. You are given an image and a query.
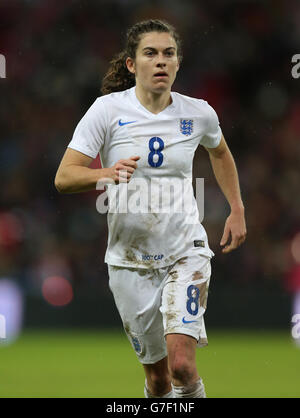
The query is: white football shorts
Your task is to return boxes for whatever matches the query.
[108,254,211,364]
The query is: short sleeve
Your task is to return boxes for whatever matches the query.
[200,102,222,148]
[68,98,107,158]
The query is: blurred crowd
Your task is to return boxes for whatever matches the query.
[0,0,299,302]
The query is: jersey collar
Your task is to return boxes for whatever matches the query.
[129,86,176,118]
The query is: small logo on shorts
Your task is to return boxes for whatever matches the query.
[182,317,197,324]
[131,336,143,354]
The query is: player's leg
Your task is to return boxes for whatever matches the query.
[166,333,198,386]
[108,265,172,397]
[160,255,212,398]
[166,333,206,398]
[143,356,173,397]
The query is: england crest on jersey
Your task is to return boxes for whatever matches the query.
[180,119,194,136]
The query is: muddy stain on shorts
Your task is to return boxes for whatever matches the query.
[197,281,209,309]
[123,322,131,335]
[192,271,203,281]
[169,270,179,281]
[177,257,188,265]
[192,270,209,309]
[164,281,178,328]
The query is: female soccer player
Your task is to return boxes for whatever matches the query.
[55,19,246,398]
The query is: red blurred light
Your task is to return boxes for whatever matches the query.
[42,276,73,307]
[0,212,24,250]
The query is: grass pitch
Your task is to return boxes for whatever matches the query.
[0,330,299,398]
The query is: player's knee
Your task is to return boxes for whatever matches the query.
[147,373,170,395]
[169,356,195,385]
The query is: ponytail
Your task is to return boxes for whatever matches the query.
[101,19,182,96]
[101,51,135,95]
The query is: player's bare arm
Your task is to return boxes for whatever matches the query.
[205,135,247,254]
[55,148,140,193]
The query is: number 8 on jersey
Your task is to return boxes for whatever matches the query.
[148,137,165,168]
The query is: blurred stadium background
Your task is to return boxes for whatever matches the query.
[0,0,299,398]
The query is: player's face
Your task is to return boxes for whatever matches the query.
[127,32,180,94]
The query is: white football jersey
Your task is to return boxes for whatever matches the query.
[68,87,222,269]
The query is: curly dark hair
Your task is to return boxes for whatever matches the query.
[101,19,182,95]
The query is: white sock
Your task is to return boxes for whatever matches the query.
[144,380,174,398]
[172,378,206,398]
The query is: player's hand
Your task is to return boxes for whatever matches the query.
[220,208,247,254]
[107,156,140,184]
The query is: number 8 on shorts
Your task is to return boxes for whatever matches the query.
[186,285,200,316]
